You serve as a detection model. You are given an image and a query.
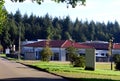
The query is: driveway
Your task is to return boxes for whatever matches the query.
[0,57,69,81]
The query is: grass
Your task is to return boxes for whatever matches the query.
[96,62,115,70]
[19,61,120,81]
[0,55,120,81]
[0,53,6,57]
[0,53,18,60]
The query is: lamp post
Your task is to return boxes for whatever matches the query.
[109,38,113,70]
[18,23,21,60]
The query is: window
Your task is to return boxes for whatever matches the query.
[79,53,85,56]
[106,53,109,57]
[96,53,98,55]
[101,53,104,56]
[53,53,59,61]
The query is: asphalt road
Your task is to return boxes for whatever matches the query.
[0,57,69,81]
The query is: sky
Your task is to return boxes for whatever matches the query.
[4,0,120,24]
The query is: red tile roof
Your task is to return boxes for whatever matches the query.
[62,40,93,48]
[81,42,109,50]
[24,40,92,49]
[24,40,66,47]
[81,42,120,50]
[113,43,120,49]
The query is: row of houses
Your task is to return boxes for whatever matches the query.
[21,40,120,62]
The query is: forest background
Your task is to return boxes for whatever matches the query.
[0,10,120,50]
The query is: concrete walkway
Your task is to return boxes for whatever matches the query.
[0,57,69,81]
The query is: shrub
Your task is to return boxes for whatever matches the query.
[73,56,85,67]
[66,46,85,67]
[115,62,120,70]
[40,46,53,62]
[113,54,120,70]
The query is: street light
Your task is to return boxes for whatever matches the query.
[18,23,21,60]
[109,38,113,70]
[15,22,21,60]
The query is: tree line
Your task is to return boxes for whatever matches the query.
[0,10,120,50]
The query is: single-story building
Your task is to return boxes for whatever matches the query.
[113,43,120,55]
[81,41,120,62]
[22,40,120,62]
[22,40,92,61]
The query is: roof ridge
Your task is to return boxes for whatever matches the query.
[61,40,68,48]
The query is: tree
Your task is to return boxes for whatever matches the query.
[66,46,85,67]
[0,0,7,34]
[40,41,53,62]
[0,0,85,33]
[14,10,22,23]
[10,0,86,8]
[52,17,62,40]
[41,14,54,39]
[1,25,11,49]
[66,46,78,64]
[8,18,18,45]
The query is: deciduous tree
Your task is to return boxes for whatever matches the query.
[0,0,7,34]
[66,46,85,67]
[11,0,86,8]
[40,41,53,62]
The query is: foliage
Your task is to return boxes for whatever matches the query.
[115,62,120,71]
[66,46,85,67]
[1,11,120,50]
[0,45,3,52]
[40,45,53,62]
[11,0,86,8]
[113,54,120,63]
[113,54,120,70]
[73,56,85,67]
[66,46,78,64]
[0,0,7,34]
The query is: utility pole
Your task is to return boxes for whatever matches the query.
[18,24,21,60]
[109,38,113,70]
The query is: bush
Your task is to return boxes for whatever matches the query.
[40,46,53,62]
[115,62,120,70]
[73,56,85,67]
[113,54,120,70]
[66,46,85,67]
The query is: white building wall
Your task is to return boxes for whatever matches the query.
[59,48,66,61]
[95,50,108,57]
[23,46,120,61]
[22,46,93,61]
[22,47,34,54]
[78,49,86,54]
[31,47,66,61]
[112,49,120,55]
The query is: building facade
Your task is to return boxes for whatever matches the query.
[22,40,92,61]
[81,41,120,62]
[21,40,120,62]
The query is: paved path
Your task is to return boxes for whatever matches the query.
[0,57,69,81]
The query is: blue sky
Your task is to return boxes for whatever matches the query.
[4,0,120,24]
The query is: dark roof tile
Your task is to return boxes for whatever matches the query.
[113,43,120,49]
[24,40,92,49]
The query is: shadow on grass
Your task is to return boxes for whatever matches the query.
[0,77,67,81]
[68,78,119,81]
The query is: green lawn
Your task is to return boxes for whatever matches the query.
[1,54,119,81]
[0,53,6,57]
[19,61,120,81]
[0,54,18,60]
